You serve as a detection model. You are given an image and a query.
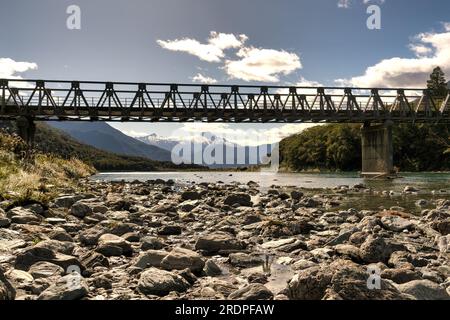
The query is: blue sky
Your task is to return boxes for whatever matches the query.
[1,0,450,143]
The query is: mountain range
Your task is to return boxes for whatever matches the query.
[135,133,274,168]
[48,122,172,162]
[47,122,274,168]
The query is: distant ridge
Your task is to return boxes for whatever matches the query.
[48,122,172,162]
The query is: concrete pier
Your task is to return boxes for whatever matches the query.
[16,116,36,146]
[361,121,395,178]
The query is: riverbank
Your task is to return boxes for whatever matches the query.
[1,179,449,300]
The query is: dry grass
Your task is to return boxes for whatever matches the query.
[0,131,96,206]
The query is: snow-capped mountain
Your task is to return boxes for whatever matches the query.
[134,133,274,168]
[135,134,179,152]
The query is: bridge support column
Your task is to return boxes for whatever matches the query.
[361,121,395,178]
[16,116,36,146]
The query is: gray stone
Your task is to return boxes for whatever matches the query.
[204,259,222,276]
[0,267,16,300]
[96,234,133,257]
[359,235,406,263]
[80,251,109,271]
[224,193,252,207]
[381,268,422,284]
[181,191,201,201]
[195,231,245,254]
[228,283,273,300]
[138,267,190,296]
[134,250,168,269]
[34,240,75,255]
[397,280,449,300]
[381,216,415,232]
[290,191,303,200]
[7,207,41,224]
[53,195,83,208]
[141,236,165,250]
[70,201,92,219]
[79,226,106,246]
[229,253,263,268]
[157,225,182,236]
[29,261,65,279]
[160,247,205,273]
[48,230,73,242]
[15,246,83,271]
[261,238,296,250]
[38,274,88,300]
[288,260,410,300]
[0,209,11,228]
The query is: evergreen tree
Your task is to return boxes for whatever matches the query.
[426,66,448,97]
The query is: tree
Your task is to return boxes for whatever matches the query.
[427,66,448,97]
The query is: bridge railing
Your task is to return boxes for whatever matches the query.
[1,79,449,122]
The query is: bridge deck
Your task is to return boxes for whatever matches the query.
[1,79,449,123]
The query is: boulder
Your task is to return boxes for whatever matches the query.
[195,231,245,254]
[7,207,41,224]
[34,240,75,255]
[288,260,411,300]
[204,259,222,276]
[53,195,84,208]
[359,236,406,263]
[15,246,83,271]
[397,280,449,300]
[38,274,88,300]
[181,191,201,201]
[134,250,169,269]
[229,253,263,268]
[290,191,303,200]
[80,251,110,271]
[0,267,16,300]
[287,266,332,300]
[381,268,422,284]
[0,209,11,228]
[157,225,182,236]
[160,247,205,273]
[228,283,273,300]
[48,230,74,242]
[96,234,133,257]
[224,194,252,207]
[29,261,65,279]
[79,226,106,246]
[138,267,190,296]
[261,238,296,250]
[141,236,165,250]
[70,201,92,219]
[381,216,415,232]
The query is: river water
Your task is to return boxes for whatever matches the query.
[92,171,450,192]
[91,171,450,214]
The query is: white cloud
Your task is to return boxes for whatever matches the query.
[157,32,301,83]
[0,58,38,88]
[0,58,37,79]
[157,31,247,63]
[408,44,433,58]
[224,47,301,82]
[337,23,450,88]
[339,0,385,9]
[338,0,352,8]
[191,73,218,84]
[176,123,313,146]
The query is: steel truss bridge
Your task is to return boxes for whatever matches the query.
[1,79,450,123]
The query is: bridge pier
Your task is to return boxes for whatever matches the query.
[361,121,395,178]
[16,116,36,146]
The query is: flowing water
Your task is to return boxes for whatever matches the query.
[92,171,450,213]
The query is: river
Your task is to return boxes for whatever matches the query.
[91,171,450,214]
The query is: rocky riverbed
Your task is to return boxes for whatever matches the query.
[0,179,449,300]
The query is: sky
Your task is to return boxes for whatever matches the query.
[1,0,450,145]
